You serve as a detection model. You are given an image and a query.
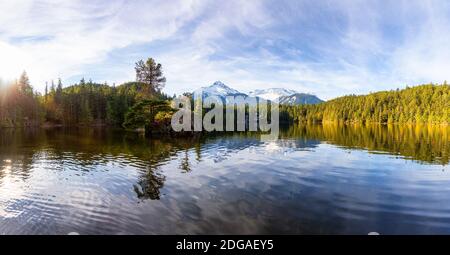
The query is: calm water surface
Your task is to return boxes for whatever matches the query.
[0,124,449,234]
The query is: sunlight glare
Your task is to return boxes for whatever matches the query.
[0,41,30,82]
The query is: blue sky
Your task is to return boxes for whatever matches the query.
[1,0,450,99]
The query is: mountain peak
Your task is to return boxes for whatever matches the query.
[278,93,323,105]
[248,88,298,101]
[212,81,227,87]
[192,82,323,105]
[193,81,243,97]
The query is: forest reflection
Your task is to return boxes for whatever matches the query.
[281,123,449,165]
[0,124,448,201]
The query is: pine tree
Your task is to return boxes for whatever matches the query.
[45,82,48,102]
[135,58,166,93]
[50,80,56,94]
[18,71,33,95]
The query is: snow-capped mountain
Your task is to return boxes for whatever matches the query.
[248,88,298,101]
[192,81,247,98]
[278,93,323,105]
[191,81,323,105]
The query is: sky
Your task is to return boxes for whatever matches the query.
[1,0,450,100]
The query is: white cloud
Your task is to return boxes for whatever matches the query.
[0,0,204,87]
[1,0,450,99]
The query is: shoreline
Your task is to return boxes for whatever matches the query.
[1,121,448,131]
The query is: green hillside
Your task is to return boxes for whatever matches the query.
[281,83,450,125]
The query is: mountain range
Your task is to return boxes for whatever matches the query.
[192,81,323,105]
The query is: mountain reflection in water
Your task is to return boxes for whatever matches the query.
[0,124,448,234]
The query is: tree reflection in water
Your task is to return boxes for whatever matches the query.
[0,124,448,203]
[281,123,449,165]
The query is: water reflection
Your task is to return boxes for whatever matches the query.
[0,124,448,234]
[281,123,449,165]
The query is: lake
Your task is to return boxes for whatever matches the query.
[0,124,449,234]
